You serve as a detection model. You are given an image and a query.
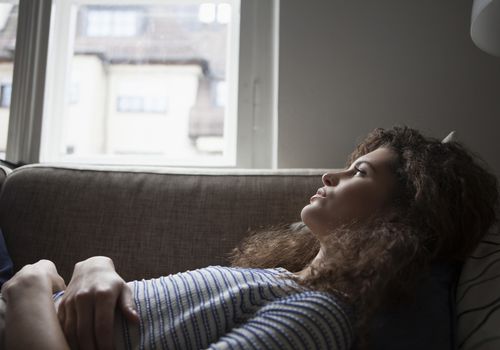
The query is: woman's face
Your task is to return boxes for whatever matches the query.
[301,147,398,239]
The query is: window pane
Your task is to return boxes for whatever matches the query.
[0,2,17,160]
[45,1,239,166]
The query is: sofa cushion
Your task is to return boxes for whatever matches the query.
[358,261,461,350]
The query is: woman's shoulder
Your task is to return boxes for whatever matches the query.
[203,265,292,274]
[155,265,292,276]
[270,289,354,318]
[126,265,296,288]
[182,265,297,280]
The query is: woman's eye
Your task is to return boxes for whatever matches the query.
[354,166,366,176]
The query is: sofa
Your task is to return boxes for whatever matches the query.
[0,163,497,349]
[0,163,332,283]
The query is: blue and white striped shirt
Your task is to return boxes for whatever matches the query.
[57,265,355,349]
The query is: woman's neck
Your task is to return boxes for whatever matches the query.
[291,244,352,302]
[293,245,327,280]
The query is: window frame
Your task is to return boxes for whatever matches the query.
[5,0,279,168]
[5,0,51,165]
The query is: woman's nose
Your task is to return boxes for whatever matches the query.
[322,172,339,187]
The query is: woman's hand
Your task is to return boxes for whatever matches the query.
[1,259,66,301]
[57,256,139,350]
[2,260,70,350]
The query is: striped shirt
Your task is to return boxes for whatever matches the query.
[55,265,355,349]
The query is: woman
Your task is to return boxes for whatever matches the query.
[1,126,498,350]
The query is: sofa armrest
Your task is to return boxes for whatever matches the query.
[0,165,12,194]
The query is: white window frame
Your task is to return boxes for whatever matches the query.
[5,0,51,165]
[5,0,279,169]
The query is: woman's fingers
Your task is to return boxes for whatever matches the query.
[60,288,119,350]
[2,260,66,299]
[59,257,132,349]
[57,300,66,327]
[94,291,116,350]
[54,274,67,292]
[63,301,80,350]
[75,291,97,350]
[119,284,139,323]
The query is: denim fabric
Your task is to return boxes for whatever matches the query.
[0,229,12,287]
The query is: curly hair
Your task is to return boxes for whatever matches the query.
[228,126,499,349]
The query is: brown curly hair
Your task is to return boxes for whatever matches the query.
[228,126,499,349]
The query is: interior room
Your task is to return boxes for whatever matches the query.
[0,0,498,349]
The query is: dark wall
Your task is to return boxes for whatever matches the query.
[278,0,500,178]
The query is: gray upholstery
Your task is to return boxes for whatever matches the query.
[0,165,11,192]
[0,164,330,282]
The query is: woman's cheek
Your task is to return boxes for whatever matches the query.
[326,188,368,219]
[324,198,351,225]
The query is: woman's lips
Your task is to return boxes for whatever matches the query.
[310,187,327,203]
[310,194,325,202]
[317,187,327,196]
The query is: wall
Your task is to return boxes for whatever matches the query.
[277,0,500,178]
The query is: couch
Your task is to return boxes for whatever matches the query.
[0,163,496,349]
[0,164,328,283]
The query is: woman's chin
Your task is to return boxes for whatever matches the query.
[301,207,321,232]
[300,204,311,222]
[301,200,323,217]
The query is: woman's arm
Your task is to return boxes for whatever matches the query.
[2,260,68,350]
[207,291,354,350]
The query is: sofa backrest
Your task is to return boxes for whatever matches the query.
[0,164,329,282]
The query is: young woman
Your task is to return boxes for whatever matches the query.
[1,126,498,350]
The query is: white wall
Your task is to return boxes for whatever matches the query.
[277,0,500,178]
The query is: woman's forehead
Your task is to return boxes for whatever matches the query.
[355,147,397,167]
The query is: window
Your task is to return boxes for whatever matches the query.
[198,3,231,24]
[5,0,278,168]
[40,1,240,165]
[85,7,144,37]
[116,96,168,114]
[117,96,143,113]
[143,96,168,114]
[198,3,215,23]
[0,2,17,160]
